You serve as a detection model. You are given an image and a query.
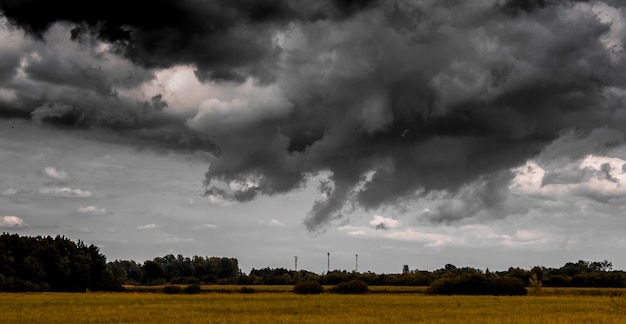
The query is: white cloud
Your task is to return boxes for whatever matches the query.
[206,194,234,206]
[182,198,196,207]
[120,65,216,112]
[37,187,93,198]
[0,88,16,102]
[1,188,20,196]
[187,80,292,133]
[461,224,551,247]
[76,205,110,216]
[347,229,367,236]
[385,229,462,247]
[512,155,626,200]
[579,1,626,63]
[260,219,287,227]
[502,230,550,247]
[0,215,26,228]
[339,223,462,247]
[462,224,510,240]
[137,224,157,230]
[131,65,293,122]
[43,166,68,181]
[69,226,90,233]
[162,237,196,244]
[2,186,93,201]
[369,215,399,230]
[193,223,218,229]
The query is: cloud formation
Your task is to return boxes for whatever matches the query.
[369,215,399,230]
[0,0,380,83]
[193,223,217,230]
[2,0,626,232]
[2,186,93,200]
[75,205,111,216]
[37,187,93,198]
[260,219,287,227]
[0,20,215,152]
[42,166,68,184]
[137,224,157,230]
[202,0,626,231]
[0,215,26,228]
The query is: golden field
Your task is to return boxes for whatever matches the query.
[1,289,626,323]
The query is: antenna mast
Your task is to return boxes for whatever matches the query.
[355,254,358,272]
[295,256,298,272]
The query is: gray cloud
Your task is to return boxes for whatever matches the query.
[0,21,215,153]
[2,0,626,232]
[421,170,525,224]
[0,0,381,83]
[201,1,626,231]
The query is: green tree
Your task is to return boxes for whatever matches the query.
[142,260,164,285]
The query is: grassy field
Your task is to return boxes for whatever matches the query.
[2,291,626,323]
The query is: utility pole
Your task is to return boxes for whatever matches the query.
[327,252,330,273]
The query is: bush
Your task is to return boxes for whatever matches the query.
[293,281,324,295]
[490,277,527,296]
[427,274,527,296]
[330,280,369,294]
[183,284,202,294]
[240,287,255,294]
[162,285,182,294]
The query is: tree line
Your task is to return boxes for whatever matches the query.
[0,233,119,292]
[107,255,239,285]
[1,233,625,292]
[240,260,625,289]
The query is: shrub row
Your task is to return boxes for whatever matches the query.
[162,284,202,294]
[293,281,324,294]
[293,280,370,295]
[329,280,369,294]
[427,274,527,296]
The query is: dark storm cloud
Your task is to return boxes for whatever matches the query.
[198,0,626,231]
[0,0,379,83]
[29,99,215,152]
[0,20,215,152]
[331,0,381,18]
[1,0,626,232]
[0,0,286,82]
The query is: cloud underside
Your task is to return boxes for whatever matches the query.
[2,0,626,231]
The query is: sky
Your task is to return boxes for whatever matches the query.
[1,0,626,274]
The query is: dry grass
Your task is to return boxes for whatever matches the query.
[1,291,626,323]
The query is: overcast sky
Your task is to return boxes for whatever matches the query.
[2,0,626,274]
